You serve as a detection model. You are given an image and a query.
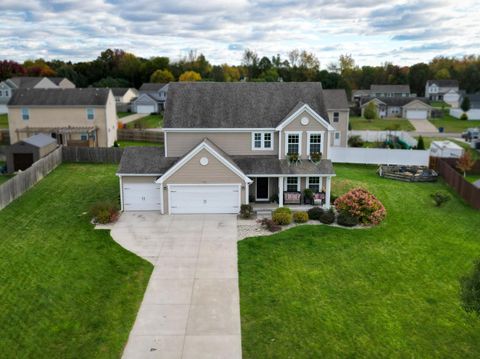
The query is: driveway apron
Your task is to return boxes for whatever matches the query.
[111,213,242,359]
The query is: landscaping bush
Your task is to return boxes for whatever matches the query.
[273,207,292,215]
[89,200,119,224]
[430,191,450,207]
[272,211,292,225]
[319,208,335,224]
[293,211,309,223]
[336,211,359,227]
[258,218,281,232]
[334,187,386,225]
[240,204,253,219]
[307,206,324,220]
[417,136,425,150]
[460,113,469,121]
[460,259,480,315]
[348,135,364,148]
[364,102,378,120]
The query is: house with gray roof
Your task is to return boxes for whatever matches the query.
[353,84,412,103]
[0,76,75,114]
[7,88,117,147]
[425,79,460,106]
[133,83,169,113]
[360,96,432,120]
[117,82,349,214]
[110,87,138,112]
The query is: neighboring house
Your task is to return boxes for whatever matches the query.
[353,84,412,103]
[360,97,432,120]
[117,82,350,214]
[133,83,169,113]
[111,88,138,112]
[0,76,76,114]
[7,88,117,147]
[450,93,480,120]
[6,133,58,173]
[425,80,460,106]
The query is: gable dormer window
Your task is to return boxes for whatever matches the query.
[252,131,274,150]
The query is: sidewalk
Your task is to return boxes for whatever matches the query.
[119,113,147,124]
[408,119,438,133]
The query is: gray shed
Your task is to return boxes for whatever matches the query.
[6,134,58,173]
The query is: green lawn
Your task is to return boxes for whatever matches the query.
[239,164,480,358]
[429,114,476,133]
[0,174,13,185]
[117,140,163,147]
[465,174,480,184]
[350,116,415,131]
[125,114,163,129]
[0,164,152,358]
[117,112,132,118]
[0,114,8,128]
[430,101,451,108]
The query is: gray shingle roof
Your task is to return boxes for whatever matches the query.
[361,96,430,107]
[8,88,111,107]
[323,89,349,109]
[117,147,173,174]
[427,79,459,87]
[21,133,57,148]
[139,83,167,92]
[164,82,329,128]
[48,77,67,85]
[111,88,130,96]
[370,84,410,94]
[8,77,44,88]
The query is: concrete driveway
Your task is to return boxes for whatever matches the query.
[119,113,148,124]
[110,213,241,359]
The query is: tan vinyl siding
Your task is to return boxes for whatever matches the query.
[166,132,278,157]
[163,148,247,213]
[327,110,349,147]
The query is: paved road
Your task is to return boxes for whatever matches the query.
[110,213,242,359]
[119,113,147,124]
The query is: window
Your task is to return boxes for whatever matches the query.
[86,108,95,120]
[308,177,321,193]
[252,132,273,150]
[333,112,339,122]
[5,90,9,96]
[21,108,29,121]
[0,90,2,96]
[308,133,322,155]
[286,177,299,192]
[287,133,300,154]
[80,133,88,141]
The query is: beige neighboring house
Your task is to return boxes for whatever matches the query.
[111,88,138,111]
[361,97,432,120]
[117,82,350,214]
[8,88,117,147]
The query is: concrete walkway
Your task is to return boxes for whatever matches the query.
[408,119,438,133]
[119,113,147,124]
[110,213,241,359]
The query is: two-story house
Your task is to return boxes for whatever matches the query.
[352,84,412,103]
[117,82,349,214]
[133,83,169,113]
[8,88,117,147]
[425,80,460,106]
[0,76,75,113]
[111,87,138,112]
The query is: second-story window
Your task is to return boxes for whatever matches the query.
[252,132,273,150]
[21,108,29,121]
[254,133,262,148]
[86,108,95,120]
[287,133,300,154]
[309,133,322,154]
[333,112,339,122]
[264,133,272,148]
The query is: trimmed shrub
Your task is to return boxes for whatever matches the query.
[272,212,292,225]
[293,211,309,223]
[460,259,480,315]
[431,191,450,207]
[337,212,359,227]
[307,206,324,220]
[90,200,119,224]
[460,113,468,121]
[319,208,335,224]
[258,218,281,232]
[334,188,386,225]
[417,136,425,150]
[240,204,253,219]
[348,135,364,148]
[274,207,292,215]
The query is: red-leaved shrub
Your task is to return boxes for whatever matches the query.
[334,188,386,225]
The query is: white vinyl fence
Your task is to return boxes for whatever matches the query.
[349,130,418,147]
[330,147,430,166]
[450,108,480,120]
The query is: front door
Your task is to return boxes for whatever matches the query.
[256,177,269,201]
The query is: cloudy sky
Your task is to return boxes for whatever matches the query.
[1,0,479,67]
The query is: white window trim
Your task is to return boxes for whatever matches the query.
[251,131,274,151]
[284,131,302,156]
[86,108,95,120]
[21,108,29,121]
[306,131,324,156]
[307,176,322,193]
[334,131,341,146]
[284,176,300,192]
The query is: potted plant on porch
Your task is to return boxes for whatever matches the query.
[310,152,322,163]
[303,188,314,205]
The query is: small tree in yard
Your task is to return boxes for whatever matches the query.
[457,151,475,177]
[460,260,480,315]
[363,102,377,120]
[417,135,425,150]
[461,96,471,113]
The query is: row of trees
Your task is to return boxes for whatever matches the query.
[2,49,480,97]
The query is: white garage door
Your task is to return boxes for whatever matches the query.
[136,104,155,114]
[406,110,427,120]
[169,185,240,214]
[123,182,162,211]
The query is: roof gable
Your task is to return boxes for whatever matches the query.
[276,103,334,131]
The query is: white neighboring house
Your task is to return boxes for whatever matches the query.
[425,80,460,106]
[360,97,433,120]
[133,83,169,114]
[449,93,480,120]
[0,76,75,114]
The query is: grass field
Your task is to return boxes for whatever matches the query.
[0,164,152,358]
[125,114,163,129]
[350,116,415,131]
[117,112,131,118]
[465,174,480,184]
[117,140,163,147]
[429,114,477,133]
[430,101,451,108]
[0,114,8,128]
[239,164,480,358]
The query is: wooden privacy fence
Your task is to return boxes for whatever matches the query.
[0,146,62,210]
[433,158,480,209]
[117,129,164,143]
[62,146,124,163]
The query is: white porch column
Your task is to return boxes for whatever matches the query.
[325,176,331,209]
[246,181,250,204]
[278,176,284,207]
